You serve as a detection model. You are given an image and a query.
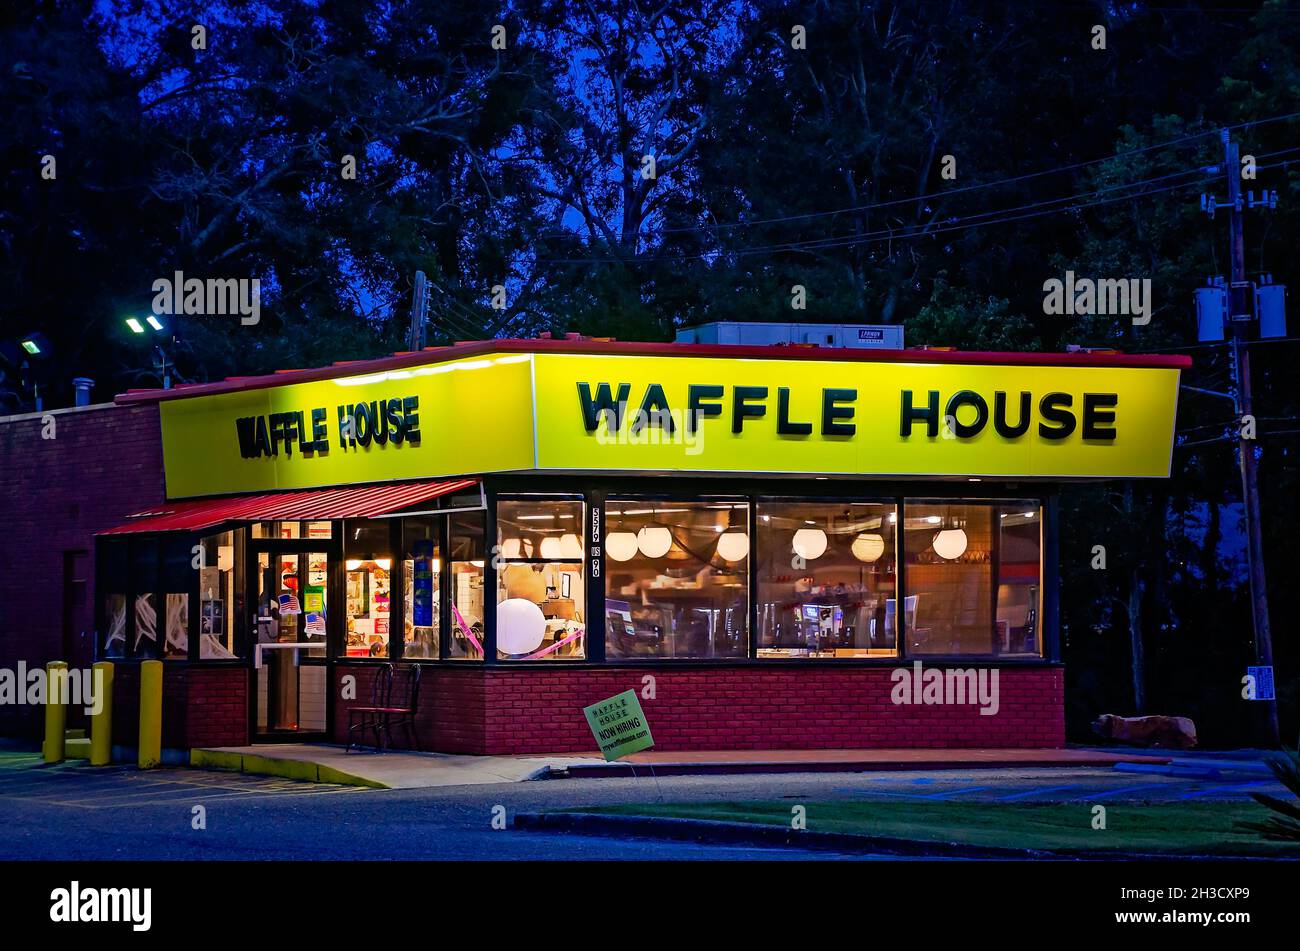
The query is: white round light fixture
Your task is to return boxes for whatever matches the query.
[637,526,673,559]
[851,533,885,563]
[539,536,563,560]
[605,532,639,562]
[500,538,524,560]
[932,528,969,560]
[716,531,749,562]
[792,528,828,561]
[559,533,583,559]
[496,598,546,654]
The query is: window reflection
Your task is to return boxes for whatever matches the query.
[604,501,748,659]
[496,499,585,660]
[448,512,485,660]
[903,501,1042,657]
[402,518,441,659]
[757,502,898,658]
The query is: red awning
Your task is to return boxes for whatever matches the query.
[98,478,479,535]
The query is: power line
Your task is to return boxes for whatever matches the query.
[626,110,1300,239]
[712,166,1215,260]
[547,169,1212,265]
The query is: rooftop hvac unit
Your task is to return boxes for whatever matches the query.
[674,322,904,350]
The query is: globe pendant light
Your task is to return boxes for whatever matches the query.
[539,536,563,560]
[716,531,749,562]
[851,533,885,563]
[605,532,639,562]
[559,533,583,559]
[497,598,546,654]
[931,516,968,560]
[500,538,524,560]
[637,525,673,559]
[792,527,828,560]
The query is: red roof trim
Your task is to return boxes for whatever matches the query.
[114,338,1191,405]
[97,478,479,535]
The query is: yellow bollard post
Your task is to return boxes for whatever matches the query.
[90,661,114,766]
[43,661,68,764]
[138,660,163,769]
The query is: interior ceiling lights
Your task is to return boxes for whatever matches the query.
[932,526,969,560]
[636,526,673,559]
[850,533,885,563]
[559,533,583,559]
[605,532,638,562]
[715,531,749,562]
[791,527,828,560]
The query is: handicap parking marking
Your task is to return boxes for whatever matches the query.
[994,784,1084,802]
[1177,780,1273,800]
[1070,782,1169,801]
[0,761,371,809]
[33,780,368,809]
[916,786,992,800]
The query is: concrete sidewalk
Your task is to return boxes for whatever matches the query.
[191,744,1174,789]
[192,745,596,789]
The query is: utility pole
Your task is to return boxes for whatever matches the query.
[407,270,430,352]
[1221,129,1280,747]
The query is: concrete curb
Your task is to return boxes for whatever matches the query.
[544,753,1173,780]
[513,811,1285,861]
[190,748,389,789]
[514,810,1052,858]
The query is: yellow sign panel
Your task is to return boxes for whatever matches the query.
[159,354,536,498]
[531,353,1181,479]
[159,350,1182,497]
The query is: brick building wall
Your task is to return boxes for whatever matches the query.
[333,663,1064,754]
[0,402,165,738]
[110,664,249,750]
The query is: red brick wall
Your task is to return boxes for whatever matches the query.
[332,663,1064,754]
[332,665,486,753]
[0,402,165,737]
[110,664,248,749]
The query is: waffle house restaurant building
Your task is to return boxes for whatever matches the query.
[94,339,1186,754]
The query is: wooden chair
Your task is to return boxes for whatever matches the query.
[377,665,423,751]
[346,663,393,752]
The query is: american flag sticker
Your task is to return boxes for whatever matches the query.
[304,613,325,635]
[278,593,301,615]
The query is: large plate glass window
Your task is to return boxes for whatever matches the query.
[994,502,1043,656]
[99,537,130,659]
[756,501,898,658]
[198,531,241,658]
[130,540,160,659]
[345,520,393,658]
[902,500,1042,657]
[604,500,749,659]
[495,499,585,660]
[402,517,441,659]
[448,512,485,660]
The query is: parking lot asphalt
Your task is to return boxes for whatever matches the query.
[0,750,1289,860]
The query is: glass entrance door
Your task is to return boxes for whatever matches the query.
[252,548,331,738]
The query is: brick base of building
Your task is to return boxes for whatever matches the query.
[61,662,1061,755]
[110,665,248,750]
[331,664,1065,755]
